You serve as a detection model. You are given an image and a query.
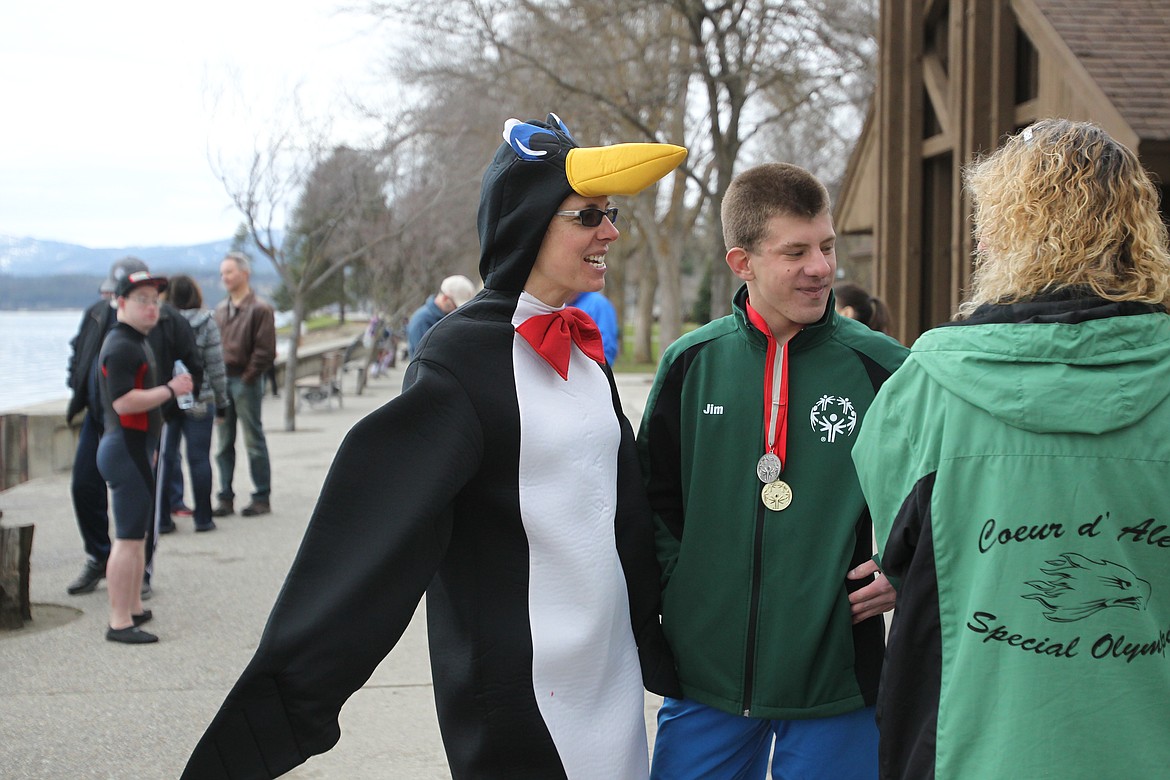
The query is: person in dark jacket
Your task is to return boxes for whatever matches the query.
[160,274,230,533]
[183,113,686,779]
[65,257,202,598]
[405,274,477,357]
[212,251,276,518]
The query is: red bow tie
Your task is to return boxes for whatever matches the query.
[515,308,606,380]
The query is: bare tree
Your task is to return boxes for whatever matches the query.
[362,0,699,353]
[356,86,501,326]
[358,0,875,353]
[647,0,877,318]
[214,127,394,431]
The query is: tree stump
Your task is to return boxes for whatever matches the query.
[0,523,34,629]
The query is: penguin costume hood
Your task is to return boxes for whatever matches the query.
[478,112,687,291]
[183,115,686,780]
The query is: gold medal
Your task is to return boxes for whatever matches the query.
[761,480,792,511]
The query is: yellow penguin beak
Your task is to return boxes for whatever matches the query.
[566,143,687,197]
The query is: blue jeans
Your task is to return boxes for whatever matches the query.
[162,403,216,527]
[71,410,110,563]
[216,376,270,503]
[650,697,878,780]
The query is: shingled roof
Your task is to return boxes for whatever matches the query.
[1032,0,1170,141]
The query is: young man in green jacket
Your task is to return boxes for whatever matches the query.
[639,163,908,778]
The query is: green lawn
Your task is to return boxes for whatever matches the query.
[613,322,699,374]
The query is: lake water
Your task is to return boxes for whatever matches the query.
[0,309,81,414]
[0,308,294,415]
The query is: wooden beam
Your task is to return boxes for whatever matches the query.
[923,134,953,158]
[877,0,925,344]
[922,52,952,136]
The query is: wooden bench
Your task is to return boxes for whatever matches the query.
[295,350,344,410]
[341,337,372,396]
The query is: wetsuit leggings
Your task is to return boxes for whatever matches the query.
[97,429,158,540]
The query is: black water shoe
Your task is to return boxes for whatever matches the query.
[106,625,158,644]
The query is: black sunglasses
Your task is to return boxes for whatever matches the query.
[554,206,619,228]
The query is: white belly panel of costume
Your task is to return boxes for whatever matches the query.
[512,295,647,779]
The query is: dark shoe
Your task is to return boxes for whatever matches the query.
[141,581,153,601]
[194,521,217,532]
[132,610,153,626]
[211,501,235,517]
[159,519,177,534]
[106,625,158,644]
[172,506,194,518]
[66,559,106,595]
[241,501,271,517]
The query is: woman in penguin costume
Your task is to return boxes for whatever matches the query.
[183,114,687,779]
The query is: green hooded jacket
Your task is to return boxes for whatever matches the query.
[854,297,1170,779]
[639,285,908,719]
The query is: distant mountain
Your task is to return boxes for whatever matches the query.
[0,234,278,310]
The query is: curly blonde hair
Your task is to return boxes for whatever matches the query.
[959,118,1170,316]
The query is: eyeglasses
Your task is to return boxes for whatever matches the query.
[128,295,160,308]
[555,206,619,228]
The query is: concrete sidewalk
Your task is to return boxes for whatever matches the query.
[0,365,662,779]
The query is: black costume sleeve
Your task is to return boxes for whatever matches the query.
[638,348,693,587]
[608,366,682,699]
[182,360,483,779]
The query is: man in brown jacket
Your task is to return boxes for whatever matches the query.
[213,251,276,517]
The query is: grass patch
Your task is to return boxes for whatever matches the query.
[612,322,699,373]
[277,314,360,337]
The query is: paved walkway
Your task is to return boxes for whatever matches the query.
[0,365,662,779]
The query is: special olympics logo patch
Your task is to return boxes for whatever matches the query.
[810,395,857,443]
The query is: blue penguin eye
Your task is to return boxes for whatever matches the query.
[502,119,561,160]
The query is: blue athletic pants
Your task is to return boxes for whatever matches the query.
[650,697,878,780]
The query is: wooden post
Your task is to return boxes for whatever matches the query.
[0,523,34,629]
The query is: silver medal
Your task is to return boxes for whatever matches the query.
[756,453,782,484]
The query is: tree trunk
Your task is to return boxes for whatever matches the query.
[707,197,732,319]
[0,523,34,630]
[634,253,658,364]
[282,298,307,432]
[655,232,683,350]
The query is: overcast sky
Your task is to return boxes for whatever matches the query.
[0,1,392,248]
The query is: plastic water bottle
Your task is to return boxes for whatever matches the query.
[173,359,195,410]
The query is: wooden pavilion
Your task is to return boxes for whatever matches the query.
[835,0,1170,343]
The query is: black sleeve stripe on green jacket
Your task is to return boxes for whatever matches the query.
[644,340,710,543]
[849,346,896,395]
[878,471,941,780]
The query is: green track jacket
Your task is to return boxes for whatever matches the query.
[639,285,908,719]
[854,297,1170,779]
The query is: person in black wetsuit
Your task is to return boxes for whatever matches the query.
[97,270,193,644]
[65,257,203,599]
